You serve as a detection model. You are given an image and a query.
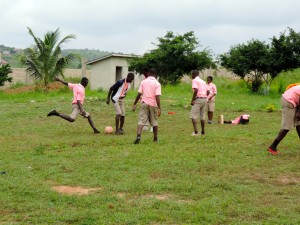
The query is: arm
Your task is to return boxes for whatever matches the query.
[132,92,142,111]
[77,100,86,116]
[106,89,113,105]
[156,95,161,117]
[55,77,68,86]
[296,98,300,121]
[191,88,198,105]
[208,92,216,101]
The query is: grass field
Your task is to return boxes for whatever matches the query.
[0,76,299,224]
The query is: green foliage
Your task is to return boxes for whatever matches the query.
[130,31,215,85]
[220,27,300,94]
[268,27,300,77]
[20,27,80,92]
[270,68,300,94]
[219,39,269,93]
[265,104,276,112]
[0,64,13,86]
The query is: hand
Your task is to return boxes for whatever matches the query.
[132,104,137,111]
[106,99,110,105]
[157,108,161,117]
[81,111,86,116]
[191,100,195,106]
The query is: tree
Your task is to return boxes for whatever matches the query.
[268,27,300,79]
[20,27,79,92]
[219,39,270,93]
[220,28,300,93]
[129,31,215,84]
[0,64,13,86]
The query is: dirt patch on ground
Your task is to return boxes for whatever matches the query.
[277,176,300,185]
[4,82,64,94]
[52,185,102,195]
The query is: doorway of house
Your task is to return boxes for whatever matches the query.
[116,66,122,82]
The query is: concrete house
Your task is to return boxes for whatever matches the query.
[86,53,141,90]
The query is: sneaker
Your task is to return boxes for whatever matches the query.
[119,129,125,134]
[268,147,279,155]
[208,120,213,124]
[47,110,58,117]
[191,132,199,136]
[134,137,141,144]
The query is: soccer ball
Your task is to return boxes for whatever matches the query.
[104,126,114,134]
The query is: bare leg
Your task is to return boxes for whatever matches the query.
[153,126,158,142]
[57,113,75,122]
[208,111,213,121]
[120,116,125,130]
[134,125,144,144]
[269,129,289,150]
[192,119,198,134]
[115,114,121,131]
[201,119,205,135]
[87,116,100,133]
[296,125,300,138]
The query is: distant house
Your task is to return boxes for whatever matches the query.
[86,53,141,90]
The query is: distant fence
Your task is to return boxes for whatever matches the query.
[0,67,236,90]
[0,68,91,90]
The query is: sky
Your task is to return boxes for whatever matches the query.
[1,0,299,57]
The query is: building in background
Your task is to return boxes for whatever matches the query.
[86,53,141,90]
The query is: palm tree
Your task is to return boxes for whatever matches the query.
[21,27,79,92]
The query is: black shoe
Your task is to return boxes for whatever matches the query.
[47,110,58,117]
[134,137,141,144]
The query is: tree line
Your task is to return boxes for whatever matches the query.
[1,27,300,93]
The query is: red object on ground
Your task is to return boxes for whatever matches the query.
[168,112,175,115]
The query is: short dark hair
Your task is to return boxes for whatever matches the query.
[191,70,199,76]
[207,76,213,81]
[142,67,149,73]
[81,77,89,83]
[127,72,134,79]
[149,68,157,75]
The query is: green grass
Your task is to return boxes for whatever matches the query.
[0,77,299,224]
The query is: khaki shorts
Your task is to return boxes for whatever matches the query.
[281,97,300,130]
[207,100,215,112]
[70,104,90,120]
[190,98,206,120]
[113,98,125,116]
[138,102,158,127]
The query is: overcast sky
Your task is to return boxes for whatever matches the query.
[1,0,299,57]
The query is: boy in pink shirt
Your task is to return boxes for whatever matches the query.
[268,85,300,155]
[190,70,209,136]
[207,76,217,124]
[132,68,161,144]
[47,77,100,133]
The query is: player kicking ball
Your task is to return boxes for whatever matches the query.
[47,77,100,134]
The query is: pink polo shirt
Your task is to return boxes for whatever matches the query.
[207,82,217,101]
[192,76,208,98]
[68,83,85,105]
[282,85,300,107]
[138,77,161,107]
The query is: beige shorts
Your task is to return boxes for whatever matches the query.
[113,98,125,116]
[281,97,300,130]
[190,98,206,120]
[70,104,90,120]
[138,102,158,127]
[207,100,215,112]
